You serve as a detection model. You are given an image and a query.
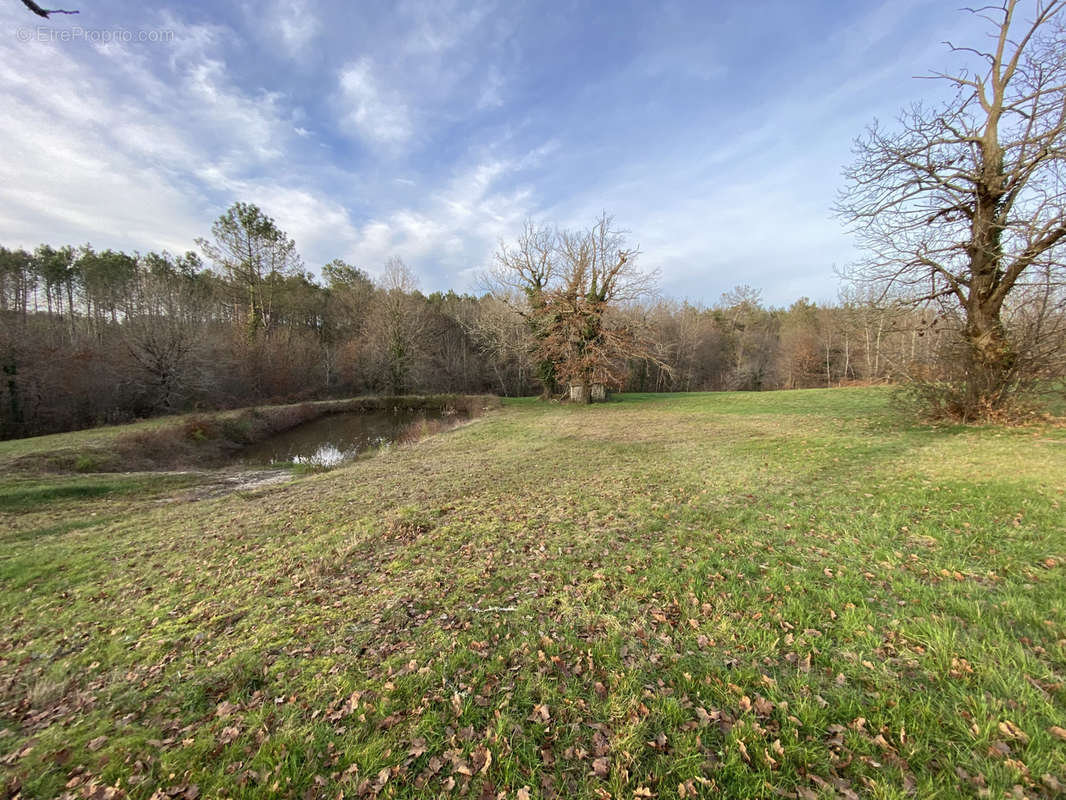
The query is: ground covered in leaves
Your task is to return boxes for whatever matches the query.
[2,388,1065,799]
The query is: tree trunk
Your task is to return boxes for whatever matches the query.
[962,300,1016,412]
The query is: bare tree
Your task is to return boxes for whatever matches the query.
[19,0,78,18]
[838,0,1066,417]
[365,258,425,394]
[490,214,663,401]
[461,294,536,396]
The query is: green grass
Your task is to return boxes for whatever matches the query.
[2,387,1065,799]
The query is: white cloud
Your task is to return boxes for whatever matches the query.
[397,0,494,56]
[0,0,991,307]
[476,66,505,110]
[333,151,544,287]
[337,58,413,147]
[270,0,321,59]
[0,9,308,258]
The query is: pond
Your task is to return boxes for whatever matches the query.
[239,409,452,467]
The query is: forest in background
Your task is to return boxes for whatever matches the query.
[0,228,969,439]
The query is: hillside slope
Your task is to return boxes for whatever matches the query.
[2,389,1065,798]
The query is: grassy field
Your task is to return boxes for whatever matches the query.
[2,388,1065,799]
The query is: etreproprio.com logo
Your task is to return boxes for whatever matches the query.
[16,26,175,44]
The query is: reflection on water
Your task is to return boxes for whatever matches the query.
[292,443,350,468]
[240,409,447,466]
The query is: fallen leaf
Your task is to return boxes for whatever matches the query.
[408,737,428,758]
[529,704,550,723]
[694,706,718,725]
[215,701,238,718]
[754,696,774,716]
[472,745,492,775]
[998,721,1030,743]
[219,726,241,745]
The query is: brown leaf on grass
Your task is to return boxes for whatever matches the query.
[988,741,1011,758]
[408,737,428,758]
[1048,726,1066,742]
[593,681,608,699]
[1003,758,1029,776]
[215,701,238,718]
[592,730,610,757]
[998,721,1029,743]
[374,767,390,790]
[87,736,107,751]
[447,750,473,776]
[736,739,750,763]
[529,704,550,723]
[219,726,241,745]
[1043,774,1064,792]
[471,745,492,775]
[694,706,718,725]
[516,787,531,800]
[754,696,774,716]
[592,756,610,777]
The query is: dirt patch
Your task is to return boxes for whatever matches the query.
[158,469,294,502]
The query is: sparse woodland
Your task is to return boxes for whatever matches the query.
[0,207,1015,438]
[3,2,1065,437]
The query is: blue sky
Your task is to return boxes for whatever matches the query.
[0,0,989,305]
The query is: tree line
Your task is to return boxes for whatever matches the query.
[4,3,1064,431]
[0,203,978,439]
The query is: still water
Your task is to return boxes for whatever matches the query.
[240,409,449,466]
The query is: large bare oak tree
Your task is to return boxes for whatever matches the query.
[838,0,1066,417]
[490,214,662,401]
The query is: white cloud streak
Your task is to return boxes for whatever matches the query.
[336,58,413,147]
